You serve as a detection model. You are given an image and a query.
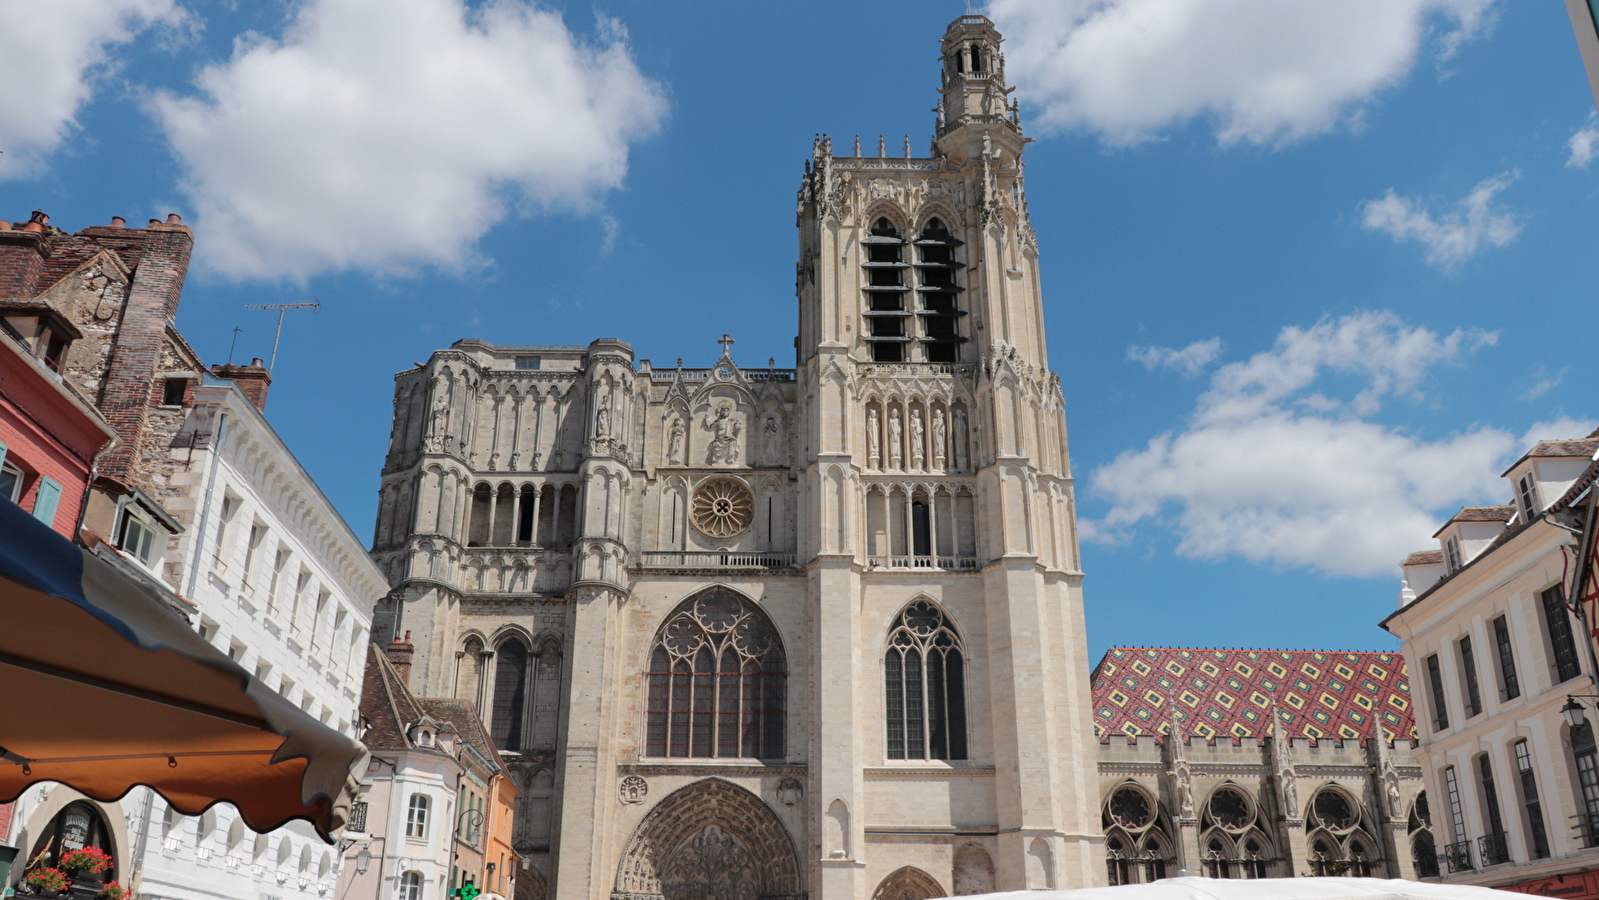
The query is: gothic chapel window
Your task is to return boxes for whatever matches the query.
[885,601,968,760]
[491,639,528,751]
[915,218,964,363]
[645,589,786,759]
[863,219,909,362]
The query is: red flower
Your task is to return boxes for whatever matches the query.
[25,867,70,891]
[61,846,113,873]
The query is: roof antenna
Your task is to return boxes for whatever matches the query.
[226,327,243,365]
[243,296,322,375]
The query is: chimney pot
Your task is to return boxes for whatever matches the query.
[110,216,126,228]
[252,357,265,367]
[29,211,48,226]
[148,219,161,227]
[0,222,10,231]
[166,213,181,225]
[386,630,416,688]
[209,358,273,411]
[19,221,42,233]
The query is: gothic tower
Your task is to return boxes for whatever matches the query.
[796,13,1099,895]
[369,15,1099,900]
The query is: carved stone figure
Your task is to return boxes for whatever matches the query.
[933,408,947,468]
[762,416,781,466]
[889,410,903,469]
[910,408,925,470]
[866,406,881,467]
[703,403,743,466]
[619,775,647,804]
[666,417,685,465]
[952,406,969,470]
[594,395,611,439]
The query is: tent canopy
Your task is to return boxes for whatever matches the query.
[0,497,365,840]
[965,877,1520,900]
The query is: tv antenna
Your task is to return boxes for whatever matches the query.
[243,298,320,374]
[226,327,244,365]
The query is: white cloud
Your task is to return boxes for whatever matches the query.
[1361,170,1521,270]
[1569,115,1599,169]
[0,0,183,178]
[984,0,1494,146]
[150,0,666,281]
[1087,312,1532,578]
[1522,367,1565,402]
[1127,337,1224,376]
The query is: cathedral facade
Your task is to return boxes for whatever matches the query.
[369,16,1100,900]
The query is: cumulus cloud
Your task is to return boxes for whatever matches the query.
[1086,311,1533,579]
[1127,337,1225,376]
[1361,170,1521,270]
[0,0,183,178]
[150,0,666,280]
[985,0,1495,146]
[1569,116,1599,169]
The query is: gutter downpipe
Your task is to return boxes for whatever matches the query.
[185,410,228,598]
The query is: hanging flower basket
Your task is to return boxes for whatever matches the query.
[60,847,113,874]
[24,868,70,894]
[95,882,127,900]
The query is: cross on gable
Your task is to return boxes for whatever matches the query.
[717,334,736,355]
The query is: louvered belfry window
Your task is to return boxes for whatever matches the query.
[885,601,968,760]
[645,589,786,759]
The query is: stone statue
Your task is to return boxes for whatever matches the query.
[952,406,969,470]
[666,417,684,465]
[910,408,925,470]
[703,403,742,466]
[933,408,947,468]
[595,395,611,439]
[867,407,881,467]
[763,416,781,466]
[888,410,903,469]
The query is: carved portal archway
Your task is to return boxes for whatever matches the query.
[613,777,803,900]
[871,866,945,900]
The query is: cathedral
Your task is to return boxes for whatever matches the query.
[367,15,1427,900]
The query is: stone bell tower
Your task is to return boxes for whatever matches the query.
[794,13,1102,897]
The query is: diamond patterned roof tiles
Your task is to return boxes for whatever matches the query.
[1091,647,1416,745]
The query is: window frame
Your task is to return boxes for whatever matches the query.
[1541,584,1583,684]
[1458,635,1483,718]
[1492,615,1520,701]
[405,794,430,840]
[884,600,968,761]
[1513,739,1551,860]
[1425,654,1450,732]
[117,505,164,570]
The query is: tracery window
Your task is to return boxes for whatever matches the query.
[1409,792,1439,878]
[1102,784,1172,885]
[1306,786,1380,876]
[1198,786,1274,879]
[645,588,786,759]
[885,601,967,760]
[491,638,528,751]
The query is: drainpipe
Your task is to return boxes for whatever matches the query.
[185,411,228,598]
[129,787,155,900]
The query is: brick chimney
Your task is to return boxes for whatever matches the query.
[211,357,272,411]
[387,630,414,687]
[0,214,50,299]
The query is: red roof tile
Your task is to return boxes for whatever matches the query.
[1091,647,1415,744]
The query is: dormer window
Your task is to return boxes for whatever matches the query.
[0,301,81,373]
[1517,473,1541,522]
[1444,535,1463,574]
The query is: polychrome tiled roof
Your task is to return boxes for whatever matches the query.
[1091,647,1416,744]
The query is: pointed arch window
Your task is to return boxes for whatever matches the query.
[491,639,528,751]
[645,588,786,759]
[885,601,967,760]
[863,219,910,362]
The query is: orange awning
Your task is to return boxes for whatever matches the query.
[0,498,365,841]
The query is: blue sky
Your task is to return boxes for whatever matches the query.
[3,0,1596,662]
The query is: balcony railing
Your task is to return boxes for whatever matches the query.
[639,551,796,569]
[1440,840,1473,873]
[1477,831,1509,866]
[868,555,979,571]
[348,800,368,833]
[1571,812,1599,849]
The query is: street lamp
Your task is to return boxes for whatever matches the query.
[1564,694,1599,729]
[355,847,372,875]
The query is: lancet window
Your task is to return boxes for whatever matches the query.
[1409,791,1439,878]
[863,218,910,362]
[1305,786,1380,876]
[645,588,786,759]
[885,601,967,760]
[1103,784,1173,885]
[1197,785,1275,879]
[491,639,528,750]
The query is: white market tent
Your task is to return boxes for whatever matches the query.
[964,877,1521,900]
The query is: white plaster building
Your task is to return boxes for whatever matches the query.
[1383,431,1599,896]
[122,375,388,900]
[369,15,1101,900]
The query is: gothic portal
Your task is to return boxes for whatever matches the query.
[370,15,1101,899]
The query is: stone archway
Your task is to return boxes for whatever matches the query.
[613,778,803,900]
[872,866,945,900]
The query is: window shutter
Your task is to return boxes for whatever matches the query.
[0,439,9,470]
[33,476,62,526]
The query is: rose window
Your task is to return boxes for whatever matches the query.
[691,476,754,538]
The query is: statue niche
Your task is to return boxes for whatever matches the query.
[701,401,744,466]
[613,778,802,900]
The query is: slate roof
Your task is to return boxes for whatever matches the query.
[1091,647,1416,745]
[416,697,506,775]
[1402,550,1444,566]
[1432,505,1514,538]
[1501,434,1599,476]
[358,643,426,751]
